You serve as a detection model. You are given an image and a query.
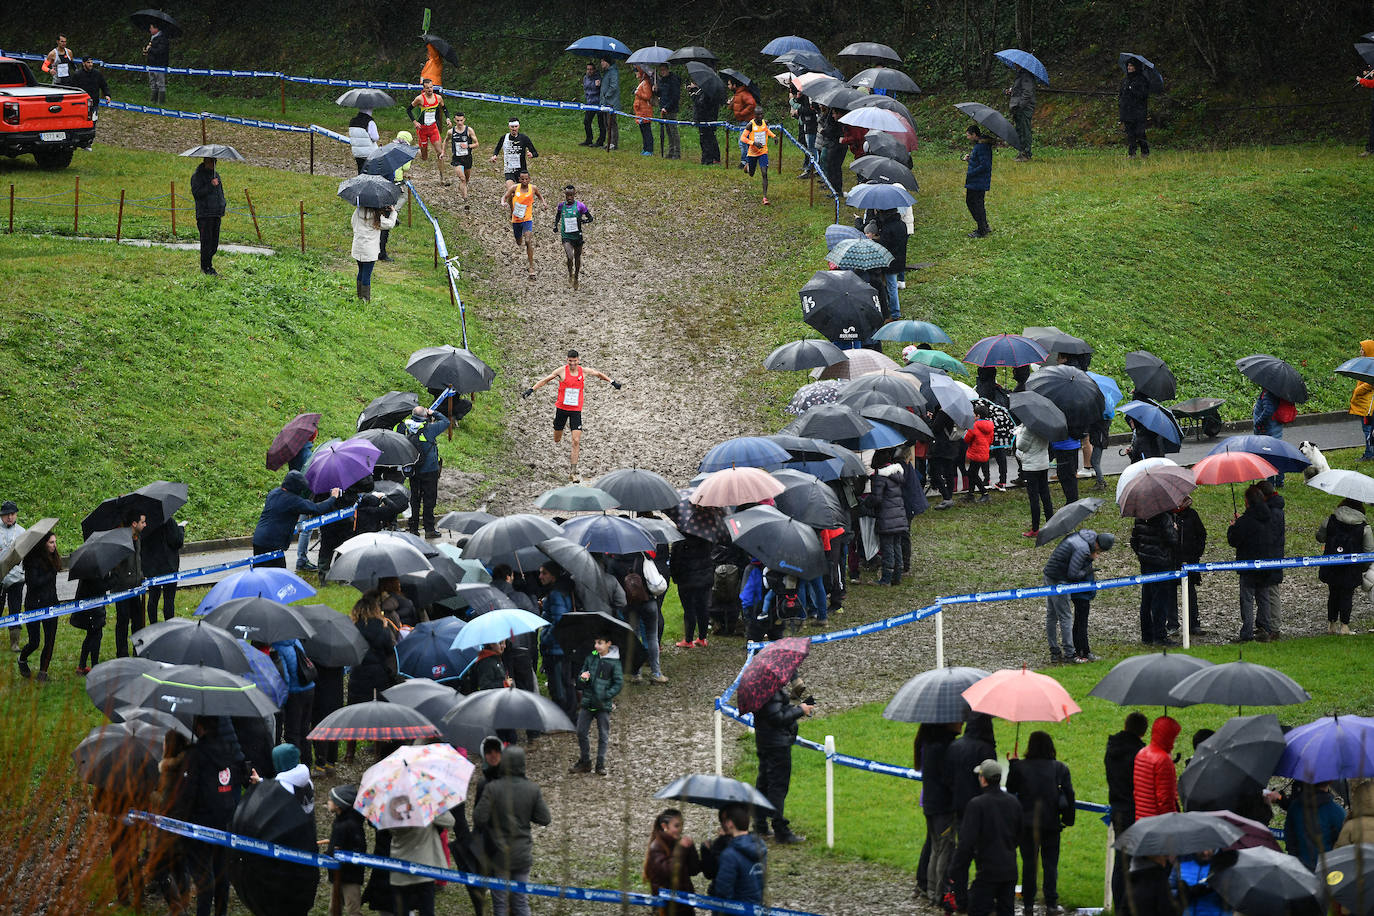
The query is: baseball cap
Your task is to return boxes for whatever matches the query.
[974,758,1002,780]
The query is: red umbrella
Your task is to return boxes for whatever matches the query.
[306,701,441,742]
[962,666,1080,753]
[266,413,321,470]
[1193,451,1279,514]
[735,637,811,715]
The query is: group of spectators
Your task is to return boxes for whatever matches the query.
[579,58,683,159]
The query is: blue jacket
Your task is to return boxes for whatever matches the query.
[272,639,314,695]
[1286,786,1345,869]
[599,65,619,107]
[715,833,766,904]
[288,441,313,473]
[252,471,337,549]
[1253,390,1280,436]
[408,415,450,474]
[539,584,574,655]
[965,142,992,191]
[582,71,600,105]
[1043,530,1099,583]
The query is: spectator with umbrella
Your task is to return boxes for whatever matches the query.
[141,495,187,623]
[1347,340,1374,459]
[251,471,341,569]
[951,759,1023,916]
[579,61,601,146]
[1130,503,1180,647]
[1119,56,1153,158]
[633,65,655,156]
[402,406,449,539]
[1041,529,1113,664]
[340,90,388,174]
[1228,483,1283,643]
[962,125,995,237]
[16,526,60,681]
[0,500,25,652]
[656,62,683,160]
[183,715,254,916]
[599,57,621,150]
[347,187,398,302]
[1007,732,1074,916]
[188,149,231,276]
[268,414,322,571]
[136,9,174,103]
[1315,497,1373,635]
[687,64,723,165]
[998,50,1045,161]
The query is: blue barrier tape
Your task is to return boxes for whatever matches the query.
[127,811,339,867]
[295,506,357,533]
[1188,552,1374,574]
[404,181,469,349]
[777,124,840,222]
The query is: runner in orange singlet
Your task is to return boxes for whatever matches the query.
[523,349,623,478]
[501,170,545,280]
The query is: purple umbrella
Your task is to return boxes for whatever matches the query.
[236,640,288,707]
[1275,714,1374,783]
[266,413,321,471]
[305,438,381,493]
[193,567,317,616]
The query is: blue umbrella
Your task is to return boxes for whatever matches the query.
[1087,372,1123,419]
[235,640,287,708]
[1119,52,1164,93]
[841,420,906,450]
[362,141,419,177]
[827,238,894,270]
[782,458,845,481]
[626,45,673,68]
[450,608,548,651]
[844,182,916,209]
[194,567,317,616]
[699,436,793,473]
[1275,714,1374,782]
[559,515,657,555]
[1120,400,1182,445]
[565,35,630,59]
[994,48,1049,85]
[762,36,819,55]
[824,223,865,248]
[964,334,1048,368]
[872,320,952,345]
[1207,436,1310,475]
[395,618,476,683]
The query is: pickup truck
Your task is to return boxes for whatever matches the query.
[0,56,95,169]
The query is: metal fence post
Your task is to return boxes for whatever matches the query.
[825,735,836,849]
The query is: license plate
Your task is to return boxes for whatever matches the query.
[40,131,66,142]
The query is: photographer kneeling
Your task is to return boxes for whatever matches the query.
[753,678,815,843]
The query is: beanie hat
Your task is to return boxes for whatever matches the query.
[1096,532,1115,552]
[271,743,300,773]
[330,784,358,810]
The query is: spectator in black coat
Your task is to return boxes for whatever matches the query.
[1007,732,1074,916]
[689,81,720,165]
[1119,58,1151,157]
[943,713,998,909]
[142,519,186,622]
[752,682,814,843]
[344,592,395,764]
[1127,856,1177,916]
[1130,510,1179,645]
[875,208,909,319]
[251,471,341,567]
[326,784,367,915]
[918,722,962,904]
[143,22,170,101]
[183,716,251,916]
[952,760,1024,916]
[928,410,961,510]
[671,534,715,646]
[18,532,61,680]
[1228,483,1283,642]
[190,158,226,275]
[1105,712,1148,910]
[655,64,682,159]
[1173,498,1207,633]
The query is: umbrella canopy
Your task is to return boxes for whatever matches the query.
[655,774,775,812]
[463,514,563,565]
[849,156,919,193]
[763,36,819,55]
[809,82,869,111]
[406,345,495,394]
[799,270,885,343]
[202,596,314,644]
[338,174,403,208]
[664,491,729,542]
[671,46,719,64]
[1025,327,1092,358]
[1120,399,1183,445]
[304,438,380,493]
[965,334,1047,368]
[116,664,278,718]
[1192,451,1278,485]
[779,52,843,80]
[363,141,418,178]
[353,428,420,470]
[861,130,912,164]
[735,637,811,714]
[308,700,441,741]
[180,144,243,161]
[381,676,457,727]
[1034,497,1104,546]
[0,517,57,579]
[844,181,916,210]
[266,414,321,470]
[234,639,288,707]
[72,721,162,794]
[1087,652,1214,708]
[326,532,431,585]
[111,705,193,739]
[860,404,932,442]
[818,349,901,380]
[87,656,168,716]
[1119,464,1197,518]
[292,603,368,667]
[1276,714,1374,783]
[1335,356,1374,386]
[228,779,319,915]
[718,67,755,89]
[1360,43,1374,68]
[358,390,420,431]
[1119,52,1166,92]
[626,45,673,68]
[437,583,508,618]
[1008,391,1068,442]
[1115,811,1244,856]
[994,48,1049,84]
[81,481,187,537]
[357,742,476,829]
[883,666,993,724]
[1208,846,1325,916]
[336,88,394,109]
[1026,366,1106,435]
[929,374,977,430]
[133,618,252,672]
[565,35,629,58]
[906,349,966,374]
[1236,354,1308,404]
[592,469,679,512]
[962,668,1080,723]
[848,67,920,93]
[785,379,847,415]
[1125,351,1178,401]
[700,437,793,473]
[826,238,894,271]
[193,566,316,616]
[560,515,657,555]
[421,34,460,65]
[1321,843,1374,915]
[553,610,636,656]
[839,108,909,136]
[635,517,684,547]
[824,223,866,248]
[1306,469,1374,504]
[436,510,498,535]
[725,508,826,579]
[533,484,619,512]
[771,473,847,528]
[684,61,726,106]
[764,339,847,372]
[451,608,547,651]
[1087,372,1123,418]
[1168,661,1310,709]
[837,42,902,63]
[442,687,576,734]
[691,467,785,507]
[131,9,182,38]
[1115,457,1179,505]
[791,404,873,441]
[841,419,906,451]
[1179,714,1286,810]
[954,102,1021,151]
[538,537,616,603]
[842,370,926,411]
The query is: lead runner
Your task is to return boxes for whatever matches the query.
[522,349,623,479]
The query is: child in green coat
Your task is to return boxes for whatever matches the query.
[569,636,622,776]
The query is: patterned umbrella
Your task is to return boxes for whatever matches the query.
[664,490,729,541]
[824,223,865,248]
[307,701,441,742]
[883,666,993,724]
[266,413,321,471]
[357,743,476,829]
[965,334,1048,368]
[735,637,811,714]
[826,238,894,271]
[818,349,900,381]
[1119,464,1197,518]
[785,379,847,415]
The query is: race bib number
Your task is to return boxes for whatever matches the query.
[563,214,580,234]
[512,201,528,219]
[56,62,69,78]
[422,109,436,125]
[454,137,467,153]
[503,144,521,171]
[562,388,581,408]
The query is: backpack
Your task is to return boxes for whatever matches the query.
[1273,399,1296,425]
[621,556,651,604]
[1319,516,1371,586]
[295,648,318,687]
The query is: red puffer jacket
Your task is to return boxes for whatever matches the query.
[1133,716,1181,818]
[963,418,995,463]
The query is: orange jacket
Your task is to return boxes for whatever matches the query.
[730,86,755,122]
[421,45,443,87]
[1351,340,1374,417]
[633,77,653,123]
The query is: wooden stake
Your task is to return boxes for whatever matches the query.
[279,78,286,115]
[309,131,315,175]
[169,180,177,237]
[200,116,207,144]
[7,184,12,234]
[73,176,80,233]
[244,188,261,242]
[115,189,126,242]
[298,200,305,253]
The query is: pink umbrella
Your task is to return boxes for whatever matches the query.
[691,467,785,508]
[962,666,1080,753]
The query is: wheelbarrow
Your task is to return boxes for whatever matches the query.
[1172,397,1225,441]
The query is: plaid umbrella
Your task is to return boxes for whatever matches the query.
[307,701,441,742]
[882,666,992,724]
[357,743,476,829]
[826,238,894,271]
[267,413,321,470]
[735,637,811,714]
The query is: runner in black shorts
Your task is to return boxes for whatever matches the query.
[553,408,582,432]
[523,349,623,478]
[446,113,478,203]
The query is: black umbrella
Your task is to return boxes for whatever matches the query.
[954,102,1021,151]
[718,68,755,91]
[406,345,495,394]
[422,33,460,65]
[1025,365,1106,436]
[338,174,403,209]
[1115,811,1244,856]
[882,666,992,724]
[229,780,320,916]
[554,610,635,656]
[1179,714,1286,811]
[684,61,726,107]
[1168,660,1311,712]
[336,88,394,109]
[654,774,775,813]
[72,721,162,794]
[371,479,411,515]
[133,618,253,672]
[1119,53,1165,93]
[464,515,563,566]
[382,678,460,734]
[438,583,510,618]
[1321,844,1374,916]
[724,507,826,578]
[308,700,441,741]
[837,41,902,64]
[848,67,920,93]
[799,270,884,343]
[1124,350,1177,401]
[859,404,932,441]
[443,687,576,734]
[1025,327,1093,358]
[772,471,847,529]
[1236,354,1309,404]
[671,46,719,64]
[860,130,912,165]
[180,144,245,161]
[357,391,420,431]
[1208,846,1325,916]
[809,82,868,111]
[1034,497,1105,546]
[363,141,419,178]
[292,603,368,667]
[115,664,279,718]
[437,510,498,535]
[840,372,926,411]
[1008,390,1068,442]
[403,567,460,608]
[353,428,420,470]
[87,657,169,715]
[1087,652,1214,709]
[110,705,193,739]
[1359,43,1374,69]
[776,50,841,78]
[130,8,182,38]
[764,339,847,372]
[791,404,873,441]
[538,537,615,605]
[592,468,680,512]
[849,155,919,193]
[82,481,186,537]
[203,596,314,644]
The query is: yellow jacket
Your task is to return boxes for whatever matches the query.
[1351,339,1374,417]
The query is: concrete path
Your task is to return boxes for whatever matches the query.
[39,234,274,255]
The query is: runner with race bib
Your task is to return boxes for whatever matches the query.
[490,119,540,189]
[407,78,448,181]
[552,184,593,290]
[501,170,546,280]
[743,112,778,206]
[522,349,624,479]
[446,113,478,204]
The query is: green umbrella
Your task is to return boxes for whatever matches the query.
[906,348,967,375]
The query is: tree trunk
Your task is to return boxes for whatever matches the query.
[1015,0,1032,50]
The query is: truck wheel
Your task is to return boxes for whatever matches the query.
[33,148,74,170]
